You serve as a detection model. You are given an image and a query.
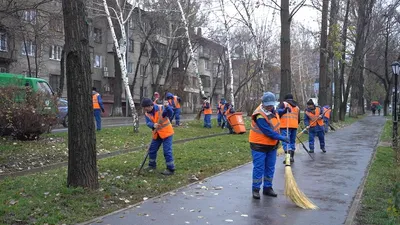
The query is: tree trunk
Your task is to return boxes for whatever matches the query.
[318,0,329,107]
[327,0,339,109]
[112,50,123,116]
[23,36,32,77]
[339,0,351,121]
[280,0,291,98]
[349,0,375,117]
[58,45,66,97]
[62,0,99,189]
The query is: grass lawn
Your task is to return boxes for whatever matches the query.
[0,134,251,224]
[0,119,231,174]
[355,119,400,225]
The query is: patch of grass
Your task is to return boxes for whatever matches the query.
[355,120,400,225]
[0,134,250,224]
[0,119,232,173]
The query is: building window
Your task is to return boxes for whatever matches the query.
[22,10,36,24]
[140,64,146,77]
[93,28,102,43]
[49,74,60,91]
[0,67,7,72]
[205,60,210,70]
[0,32,7,52]
[94,55,102,68]
[93,80,102,93]
[141,43,148,56]
[192,77,197,87]
[49,45,62,61]
[128,39,134,52]
[143,87,147,97]
[127,62,133,73]
[21,41,36,56]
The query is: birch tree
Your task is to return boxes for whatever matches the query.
[176,0,205,98]
[103,0,139,132]
[217,0,235,106]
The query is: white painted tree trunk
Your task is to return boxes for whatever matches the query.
[103,0,139,132]
[219,0,235,107]
[176,0,205,98]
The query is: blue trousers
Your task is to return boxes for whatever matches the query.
[280,128,297,151]
[217,113,223,126]
[94,109,102,130]
[148,135,175,171]
[204,114,211,128]
[324,118,329,133]
[309,127,325,150]
[252,149,277,191]
[170,108,181,125]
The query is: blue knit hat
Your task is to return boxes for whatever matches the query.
[141,98,153,107]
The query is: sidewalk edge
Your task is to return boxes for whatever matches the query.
[77,162,252,225]
[343,118,387,225]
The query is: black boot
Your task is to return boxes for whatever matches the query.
[321,148,326,153]
[263,187,278,197]
[252,189,260,199]
[290,151,295,163]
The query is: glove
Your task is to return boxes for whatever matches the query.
[306,126,310,129]
[101,108,105,113]
[282,137,290,143]
[318,115,323,119]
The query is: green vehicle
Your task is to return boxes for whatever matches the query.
[0,73,57,137]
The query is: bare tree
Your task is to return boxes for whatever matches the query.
[62,0,99,189]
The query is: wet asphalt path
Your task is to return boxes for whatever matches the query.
[83,116,386,225]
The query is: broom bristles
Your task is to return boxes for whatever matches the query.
[284,165,318,210]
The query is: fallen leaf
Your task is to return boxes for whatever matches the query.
[143,197,148,201]
[241,214,248,217]
[225,219,233,222]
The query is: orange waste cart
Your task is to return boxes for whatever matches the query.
[227,112,246,134]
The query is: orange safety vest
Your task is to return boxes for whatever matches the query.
[145,106,174,140]
[218,103,225,114]
[224,105,232,116]
[280,102,299,129]
[306,107,324,127]
[168,96,181,109]
[249,105,281,146]
[93,93,100,109]
[203,101,212,115]
[323,107,331,119]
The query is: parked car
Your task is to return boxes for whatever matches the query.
[57,98,68,127]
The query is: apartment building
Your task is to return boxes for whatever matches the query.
[0,1,228,115]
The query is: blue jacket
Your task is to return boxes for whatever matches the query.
[166,92,181,108]
[256,109,286,142]
[145,104,173,129]
[304,106,324,132]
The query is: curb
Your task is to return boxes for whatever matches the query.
[78,162,252,225]
[343,118,386,225]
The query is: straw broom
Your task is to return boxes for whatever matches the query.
[284,123,318,210]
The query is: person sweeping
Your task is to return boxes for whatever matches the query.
[249,92,290,199]
[141,98,176,175]
[277,93,300,163]
[304,99,326,153]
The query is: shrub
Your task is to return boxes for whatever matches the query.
[0,86,57,140]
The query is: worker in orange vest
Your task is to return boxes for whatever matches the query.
[249,92,290,199]
[221,102,235,134]
[166,92,181,126]
[217,98,226,127]
[304,99,325,153]
[202,96,212,128]
[92,87,105,131]
[277,93,300,163]
[142,98,175,175]
[322,105,332,133]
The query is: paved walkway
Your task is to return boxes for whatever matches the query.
[82,116,386,225]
